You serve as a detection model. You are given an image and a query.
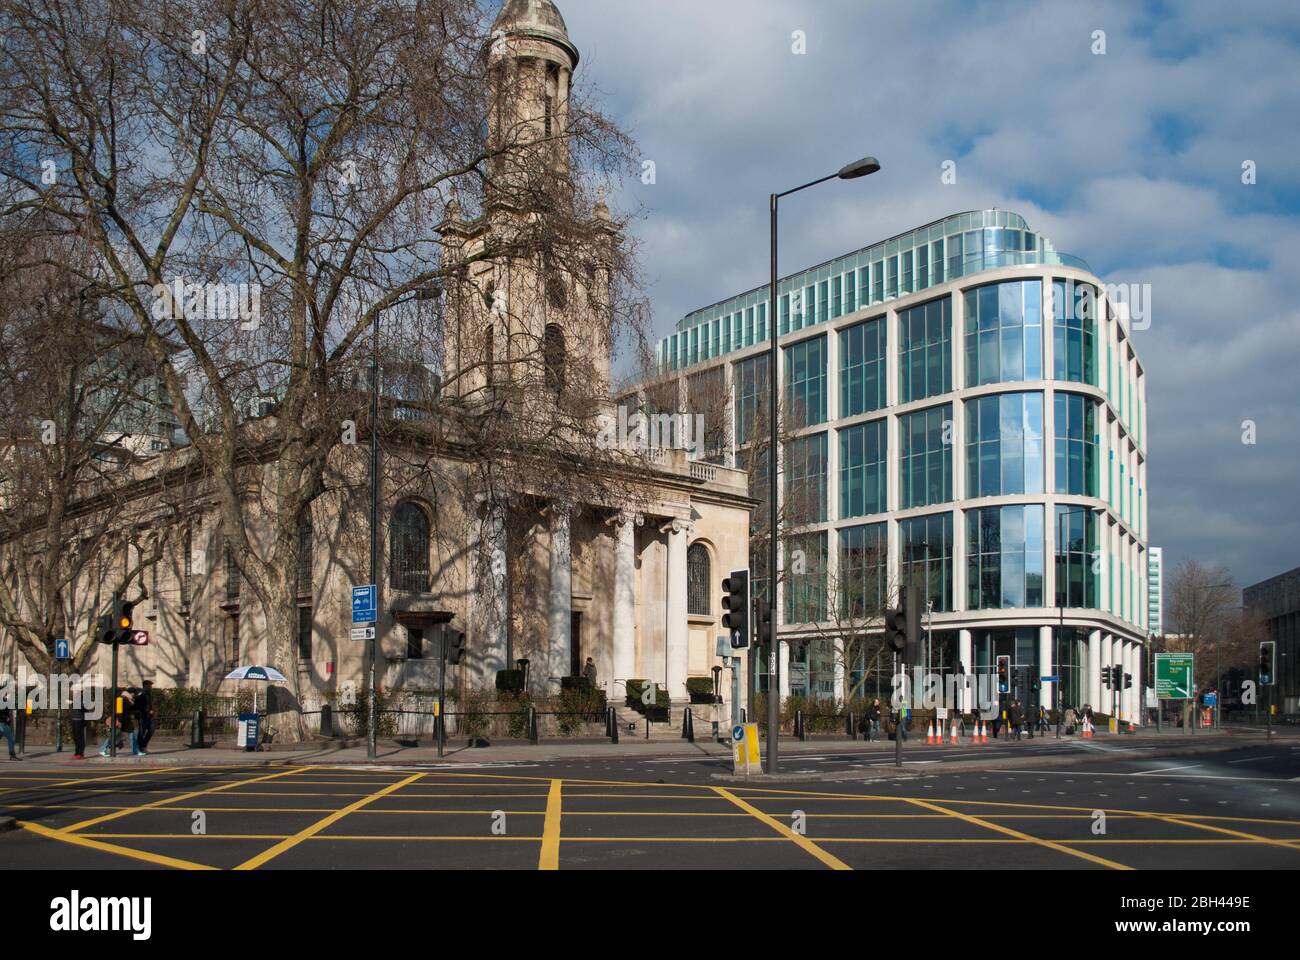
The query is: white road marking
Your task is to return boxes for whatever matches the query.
[1136,765,1201,775]
[990,769,1299,783]
[1228,756,1271,764]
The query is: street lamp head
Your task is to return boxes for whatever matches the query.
[838,157,881,180]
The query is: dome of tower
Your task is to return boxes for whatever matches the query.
[491,0,579,67]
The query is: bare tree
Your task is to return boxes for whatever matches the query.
[1165,558,1243,689]
[0,0,646,735]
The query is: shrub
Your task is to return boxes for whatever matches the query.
[459,688,494,742]
[686,677,716,703]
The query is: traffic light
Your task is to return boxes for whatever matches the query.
[721,570,750,649]
[755,605,772,648]
[1101,665,1112,688]
[902,584,921,665]
[97,595,136,644]
[1124,672,1133,690]
[444,629,466,666]
[1259,641,1275,685]
[996,655,1010,694]
[884,606,906,653]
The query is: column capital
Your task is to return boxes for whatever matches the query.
[606,510,643,529]
[660,517,694,537]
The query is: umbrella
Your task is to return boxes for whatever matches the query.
[223,665,287,714]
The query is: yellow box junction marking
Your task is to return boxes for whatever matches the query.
[712,786,851,870]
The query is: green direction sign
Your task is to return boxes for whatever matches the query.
[1155,652,1194,700]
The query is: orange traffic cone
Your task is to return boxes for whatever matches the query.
[1083,718,1093,738]
[950,721,960,745]
[925,721,935,745]
[974,720,983,743]
[980,720,988,743]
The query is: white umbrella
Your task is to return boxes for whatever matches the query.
[223,665,287,714]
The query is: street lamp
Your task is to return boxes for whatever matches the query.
[1056,505,1088,735]
[368,283,442,760]
[1202,581,1233,729]
[766,156,880,773]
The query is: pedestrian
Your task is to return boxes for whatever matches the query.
[898,700,910,741]
[70,699,87,759]
[1064,705,1077,735]
[0,704,18,760]
[1009,700,1024,740]
[98,690,142,757]
[865,699,882,742]
[991,709,1002,740]
[1037,704,1049,734]
[135,680,156,752]
[582,657,598,686]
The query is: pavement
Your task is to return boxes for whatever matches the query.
[1,728,1296,870]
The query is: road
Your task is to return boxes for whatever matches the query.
[2,739,1297,870]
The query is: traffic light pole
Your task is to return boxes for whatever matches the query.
[109,638,119,759]
[367,304,381,761]
[438,624,447,758]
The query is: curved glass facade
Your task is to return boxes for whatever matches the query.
[901,512,954,613]
[967,504,1045,609]
[1055,504,1098,608]
[899,296,952,403]
[964,279,1042,386]
[839,316,886,416]
[1052,279,1098,385]
[900,404,953,509]
[1054,392,1098,496]
[840,418,887,518]
[965,392,1044,497]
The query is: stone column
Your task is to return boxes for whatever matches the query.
[610,512,641,700]
[1088,629,1102,711]
[958,629,973,712]
[1039,625,1054,711]
[472,501,509,684]
[663,518,691,701]
[547,503,572,690]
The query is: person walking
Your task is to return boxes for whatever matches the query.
[98,690,142,757]
[865,699,882,742]
[1064,705,1077,736]
[135,680,156,752]
[0,705,18,760]
[1037,704,1049,735]
[1009,700,1024,740]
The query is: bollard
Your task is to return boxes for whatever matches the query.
[190,709,206,749]
[528,705,539,744]
[794,709,806,742]
[16,710,26,754]
[682,708,695,744]
[847,711,856,739]
[609,706,619,744]
[320,704,333,738]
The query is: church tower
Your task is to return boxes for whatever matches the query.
[438,0,614,417]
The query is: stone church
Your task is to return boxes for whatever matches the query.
[7,0,754,722]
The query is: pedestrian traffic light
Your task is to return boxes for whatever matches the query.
[1259,641,1275,686]
[721,570,750,649]
[1101,665,1111,688]
[996,655,1010,694]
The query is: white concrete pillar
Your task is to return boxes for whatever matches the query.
[1039,625,1054,710]
[547,503,572,690]
[610,512,640,698]
[473,501,509,683]
[664,518,691,701]
[779,638,791,698]
[958,629,973,712]
[1101,633,1115,718]
[1088,629,1101,711]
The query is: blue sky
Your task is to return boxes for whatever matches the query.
[537,0,1300,589]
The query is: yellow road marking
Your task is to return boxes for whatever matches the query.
[901,797,1132,870]
[19,820,216,870]
[1131,810,1300,854]
[61,767,315,833]
[712,787,851,870]
[233,772,426,870]
[539,779,563,870]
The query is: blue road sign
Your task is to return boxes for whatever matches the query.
[1203,692,1217,707]
[1041,675,1059,683]
[352,585,377,624]
[54,638,70,660]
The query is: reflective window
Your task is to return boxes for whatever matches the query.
[900,512,954,613]
[964,279,1042,386]
[839,523,887,619]
[900,404,953,509]
[839,419,887,519]
[965,392,1044,497]
[967,505,1045,609]
[734,353,769,445]
[1055,505,1098,608]
[785,432,828,523]
[899,296,952,403]
[784,335,827,428]
[1053,279,1097,384]
[1054,392,1098,496]
[784,531,828,624]
[839,316,886,417]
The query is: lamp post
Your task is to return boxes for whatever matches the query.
[368,284,442,760]
[1201,581,1233,730]
[1056,505,1088,733]
[766,157,880,773]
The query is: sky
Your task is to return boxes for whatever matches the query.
[531,0,1300,589]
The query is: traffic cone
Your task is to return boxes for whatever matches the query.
[1083,718,1093,738]
[980,720,988,744]
[950,721,960,745]
[925,721,935,745]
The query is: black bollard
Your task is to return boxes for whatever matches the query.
[190,709,206,749]
[320,704,333,737]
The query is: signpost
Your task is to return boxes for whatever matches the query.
[351,585,378,625]
[350,627,376,641]
[1156,652,1194,734]
[732,723,760,776]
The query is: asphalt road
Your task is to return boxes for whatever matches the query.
[2,739,1296,870]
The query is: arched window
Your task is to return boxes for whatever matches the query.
[544,323,566,393]
[687,542,711,616]
[390,501,430,592]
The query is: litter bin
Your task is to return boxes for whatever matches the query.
[237,712,260,752]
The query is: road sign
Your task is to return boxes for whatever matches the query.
[54,638,70,659]
[1041,675,1059,683]
[350,627,376,641]
[1203,692,1218,707]
[130,631,149,646]
[1155,652,1194,700]
[732,723,760,776]
[352,584,377,624]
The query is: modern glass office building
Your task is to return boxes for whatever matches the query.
[1148,546,1163,638]
[630,210,1150,720]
